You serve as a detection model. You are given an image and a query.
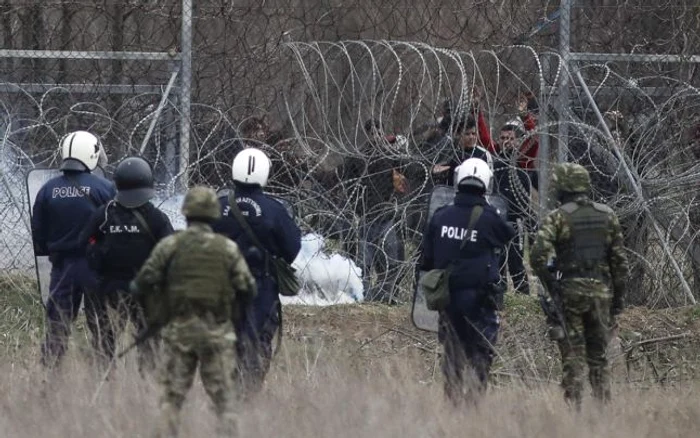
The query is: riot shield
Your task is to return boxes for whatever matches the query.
[26,167,106,303]
[411,185,453,332]
[410,185,510,333]
[270,195,296,219]
[487,194,509,222]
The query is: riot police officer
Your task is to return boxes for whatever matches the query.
[80,155,174,371]
[31,130,116,368]
[212,147,302,398]
[418,158,515,404]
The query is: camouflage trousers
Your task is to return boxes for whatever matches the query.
[558,294,613,408]
[155,317,238,438]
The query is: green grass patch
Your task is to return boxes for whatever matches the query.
[503,292,544,324]
[0,274,44,356]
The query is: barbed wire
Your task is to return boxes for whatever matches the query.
[0,1,699,307]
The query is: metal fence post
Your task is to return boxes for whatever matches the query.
[575,70,696,305]
[556,0,572,163]
[178,0,193,192]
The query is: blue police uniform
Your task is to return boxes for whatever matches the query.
[212,181,301,394]
[31,170,116,367]
[419,191,515,402]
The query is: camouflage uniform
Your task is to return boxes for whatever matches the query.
[133,186,257,438]
[530,163,628,407]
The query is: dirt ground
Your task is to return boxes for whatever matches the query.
[280,295,700,387]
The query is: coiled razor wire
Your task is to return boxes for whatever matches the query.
[2,41,700,307]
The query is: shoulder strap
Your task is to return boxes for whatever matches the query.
[132,208,157,243]
[227,191,267,253]
[459,205,484,250]
[64,172,101,208]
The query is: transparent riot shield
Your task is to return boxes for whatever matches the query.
[487,194,509,222]
[269,195,296,219]
[411,185,510,333]
[25,167,106,303]
[411,185,453,332]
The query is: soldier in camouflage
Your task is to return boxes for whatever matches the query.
[132,186,257,438]
[530,163,629,408]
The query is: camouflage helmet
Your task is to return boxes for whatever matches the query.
[551,162,591,194]
[181,186,221,220]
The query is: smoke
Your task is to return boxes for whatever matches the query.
[152,193,187,230]
[285,233,364,305]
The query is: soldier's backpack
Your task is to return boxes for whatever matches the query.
[227,191,300,297]
[420,205,483,310]
[165,230,237,319]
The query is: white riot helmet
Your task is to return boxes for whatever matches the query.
[455,157,492,192]
[60,130,101,172]
[232,147,271,187]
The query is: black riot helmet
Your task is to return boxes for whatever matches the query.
[113,156,155,208]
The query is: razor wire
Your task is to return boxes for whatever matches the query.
[3,43,700,308]
[1,1,700,308]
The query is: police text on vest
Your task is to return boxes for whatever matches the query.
[441,226,478,242]
[52,186,91,198]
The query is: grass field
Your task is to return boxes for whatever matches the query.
[1,274,700,437]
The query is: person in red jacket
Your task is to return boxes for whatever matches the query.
[471,91,539,295]
[476,92,540,190]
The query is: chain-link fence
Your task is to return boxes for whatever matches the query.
[1,1,699,306]
[550,0,700,307]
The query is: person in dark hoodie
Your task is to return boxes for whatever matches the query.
[212,147,301,399]
[418,158,515,405]
[431,115,493,186]
[491,122,535,295]
[339,118,409,304]
[31,130,116,369]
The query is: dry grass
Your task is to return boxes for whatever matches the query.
[1,276,700,437]
[1,350,699,438]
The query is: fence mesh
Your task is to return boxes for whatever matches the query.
[1,1,700,307]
